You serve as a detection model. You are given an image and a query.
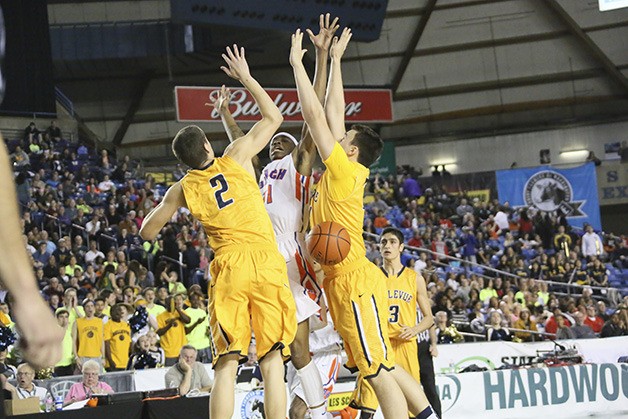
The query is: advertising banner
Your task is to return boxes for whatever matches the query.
[597,162,628,206]
[328,363,628,418]
[496,163,601,230]
[175,86,393,123]
[133,337,628,418]
[369,140,396,176]
[433,336,627,373]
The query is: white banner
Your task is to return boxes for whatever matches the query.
[328,364,628,418]
[433,336,628,373]
[439,363,628,418]
[133,338,628,418]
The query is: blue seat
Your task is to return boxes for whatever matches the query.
[401,228,414,241]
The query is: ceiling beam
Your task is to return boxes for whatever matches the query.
[388,109,628,145]
[386,0,506,19]
[345,30,571,63]
[54,20,628,83]
[345,19,628,63]
[112,70,154,146]
[542,0,628,96]
[395,68,605,101]
[391,0,437,94]
[393,95,619,125]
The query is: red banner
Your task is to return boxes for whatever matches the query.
[175,86,393,123]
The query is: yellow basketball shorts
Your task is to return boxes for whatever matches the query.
[323,259,395,379]
[351,338,421,412]
[208,244,297,364]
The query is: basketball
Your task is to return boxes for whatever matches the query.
[306,221,351,265]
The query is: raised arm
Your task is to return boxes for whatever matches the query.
[290,29,337,161]
[324,27,352,140]
[0,139,63,369]
[211,85,261,176]
[221,45,283,165]
[139,182,186,241]
[294,14,340,175]
[211,85,245,143]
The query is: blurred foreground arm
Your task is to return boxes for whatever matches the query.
[0,138,63,369]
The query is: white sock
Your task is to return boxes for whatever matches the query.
[296,360,327,417]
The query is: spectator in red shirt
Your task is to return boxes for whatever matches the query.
[431,232,449,262]
[407,232,422,248]
[373,210,390,229]
[544,309,573,336]
[583,305,604,334]
[517,210,534,235]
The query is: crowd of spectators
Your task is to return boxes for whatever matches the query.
[0,124,626,390]
[361,171,628,342]
[2,121,213,388]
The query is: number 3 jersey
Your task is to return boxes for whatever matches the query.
[180,155,277,252]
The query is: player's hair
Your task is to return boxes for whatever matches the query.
[381,227,404,244]
[172,125,209,169]
[350,124,383,168]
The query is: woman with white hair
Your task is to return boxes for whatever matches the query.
[63,360,113,406]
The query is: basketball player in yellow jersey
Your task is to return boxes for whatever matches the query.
[290,29,439,418]
[351,228,434,417]
[139,45,296,419]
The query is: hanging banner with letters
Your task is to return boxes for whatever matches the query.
[496,163,601,230]
[597,162,628,206]
[175,86,393,123]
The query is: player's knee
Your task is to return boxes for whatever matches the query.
[288,398,308,419]
[289,340,311,369]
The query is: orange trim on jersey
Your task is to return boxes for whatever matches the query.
[303,176,310,205]
[295,172,302,201]
[295,249,322,304]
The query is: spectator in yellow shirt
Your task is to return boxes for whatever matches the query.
[104,303,131,371]
[156,294,190,366]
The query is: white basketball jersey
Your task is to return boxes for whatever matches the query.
[259,155,310,237]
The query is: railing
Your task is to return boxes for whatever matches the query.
[54,87,74,117]
[159,255,185,285]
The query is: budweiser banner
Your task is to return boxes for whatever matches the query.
[175,86,393,123]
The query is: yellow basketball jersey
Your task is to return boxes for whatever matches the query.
[180,155,276,252]
[310,143,367,273]
[383,267,417,341]
[76,317,104,358]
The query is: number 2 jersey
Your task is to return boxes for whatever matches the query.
[180,155,277,252]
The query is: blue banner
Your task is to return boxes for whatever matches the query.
[496,163,601,230]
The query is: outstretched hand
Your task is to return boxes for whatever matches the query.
[221,45,251,81]
[208,85,231,115]
[330,27,352,61]
[290,29,307,67]
[306,13,340,52]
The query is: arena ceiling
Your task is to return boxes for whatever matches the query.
[47,0,628,155]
